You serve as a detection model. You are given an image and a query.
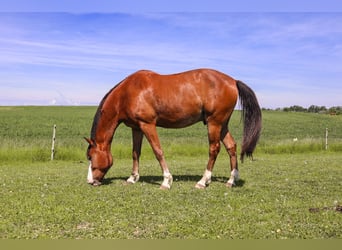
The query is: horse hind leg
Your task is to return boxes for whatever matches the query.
[195,169,213,189]
[221,129,239,187]
[195,123,221,189]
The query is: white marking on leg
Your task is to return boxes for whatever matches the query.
[127,173,140,184]
[204,169,212,184]
[196,169,212,188]
[232,168,239,181]
[161,172,173,189]
[227,169,239,186]
[87,163,94,184]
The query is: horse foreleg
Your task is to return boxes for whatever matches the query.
[221,130,239,187]
[195,123,221,189]
[139,123,173,189]
[127,129,143,184]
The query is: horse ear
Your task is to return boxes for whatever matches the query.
[84,137,94,146]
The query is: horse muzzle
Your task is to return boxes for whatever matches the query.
[87,163,102,186]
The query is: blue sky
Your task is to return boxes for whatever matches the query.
[0,2,341,108]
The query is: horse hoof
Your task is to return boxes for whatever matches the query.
[160,185,170,190]
[124,180,133,185]
[225,182,234,188]
[195,183,206,189]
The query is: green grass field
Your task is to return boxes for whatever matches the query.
[0,106,341,239]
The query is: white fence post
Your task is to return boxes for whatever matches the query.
[325,127,328,150]
[51,124,57,160]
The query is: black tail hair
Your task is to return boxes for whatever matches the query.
[236,80,262,162]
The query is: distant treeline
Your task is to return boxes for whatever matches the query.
[263,105,342,115]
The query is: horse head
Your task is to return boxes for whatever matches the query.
[84,137,113,186]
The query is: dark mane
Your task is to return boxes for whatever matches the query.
[90,81,123,141]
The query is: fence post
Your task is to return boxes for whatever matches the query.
[325,127,328,150]
[51,124,57,160]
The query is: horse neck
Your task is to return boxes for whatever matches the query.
[92,98,120,151]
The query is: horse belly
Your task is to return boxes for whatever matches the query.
[156,114,202,128]
[155,106,203,128]
[154,84,203,128]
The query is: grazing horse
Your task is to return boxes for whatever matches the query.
[85,68,261,189]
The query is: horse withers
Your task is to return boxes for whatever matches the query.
[85,68,261,189]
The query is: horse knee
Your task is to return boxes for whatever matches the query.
[227,144,237,157]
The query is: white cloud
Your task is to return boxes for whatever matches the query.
[0,13,341,107]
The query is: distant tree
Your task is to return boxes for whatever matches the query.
[329,106,342,115]
[308,105,327,113]
[284,105,306,112]
[273,105,340,114]
[308,105,319,113]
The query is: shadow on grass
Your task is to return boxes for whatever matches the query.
[101,175,245,187]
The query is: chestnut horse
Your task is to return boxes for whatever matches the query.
[85,68,261,189]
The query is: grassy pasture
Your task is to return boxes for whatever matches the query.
[0,106,341,239]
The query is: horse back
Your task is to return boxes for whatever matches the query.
[116,69,238,128]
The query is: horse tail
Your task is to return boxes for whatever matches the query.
[236,80,262,162]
